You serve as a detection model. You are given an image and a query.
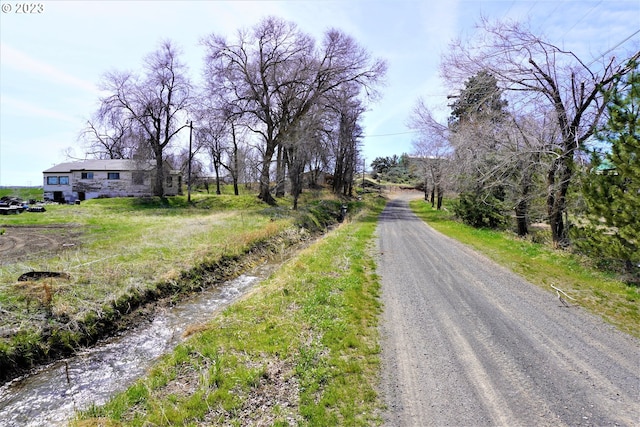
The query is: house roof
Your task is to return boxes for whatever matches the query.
[595,158,616,171]
[43,159,157,173]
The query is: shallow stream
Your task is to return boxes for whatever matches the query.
[0,263,276,426]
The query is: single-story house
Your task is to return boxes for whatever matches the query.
[43,159,182,202]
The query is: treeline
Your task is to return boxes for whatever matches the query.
[370,154,417,184]
[407,20,639,283]
[81,17,386,208]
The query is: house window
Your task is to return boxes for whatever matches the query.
[59,176,69,185]
[166,176,173,186]
[107,172,120,180]
[47,176,59,185]
[81,172,94,179]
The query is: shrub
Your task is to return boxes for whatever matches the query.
[453,192,508,229]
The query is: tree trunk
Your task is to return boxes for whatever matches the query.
[258,142,277,205]
[436,185,443,210]
[333,149,344,194]
[231,123,239,196]
[546,146,574,246]
[424,176,428,201]
[515,200,528,236]
[515,159,533,236]
[286,147,305,210]
[153,150,164,197]
[214,164,221,195]
[275,145,286,198]
[548,185,569,246]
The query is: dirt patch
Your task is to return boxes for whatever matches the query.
[200,358,301,426]
[0,225,82,266]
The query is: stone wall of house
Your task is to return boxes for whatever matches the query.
[43,167,181,201]
[72,171,153,198]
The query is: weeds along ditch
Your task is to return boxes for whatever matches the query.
[0,193,354,384]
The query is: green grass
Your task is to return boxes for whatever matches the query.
[0,192,313,379]
[0,187,43,201]
[410,199,640,339]
[73,194,387,426]
[1,194,288,314]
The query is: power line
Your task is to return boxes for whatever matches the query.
[587,28,640,66]
[562,0,603,38]
[363,130,420,138]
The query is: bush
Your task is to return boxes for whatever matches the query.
[571,224,640,285]
[453,192,508,229]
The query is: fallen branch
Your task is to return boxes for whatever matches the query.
[551,284,576,307]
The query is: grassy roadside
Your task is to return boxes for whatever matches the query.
[0,191,346,383]
[409,199,640,339]
[74,194,387,426]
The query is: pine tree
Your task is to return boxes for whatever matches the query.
[449,70,510,229]
[574,60,639,282]
[449,70,508,128]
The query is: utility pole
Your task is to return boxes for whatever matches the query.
[187,120,193,202]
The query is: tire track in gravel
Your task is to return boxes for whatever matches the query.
[376,193,640,427]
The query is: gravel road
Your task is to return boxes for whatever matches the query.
[376,193,640,426]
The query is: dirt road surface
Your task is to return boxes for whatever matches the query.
[376,193,640,426]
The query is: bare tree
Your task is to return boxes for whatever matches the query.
[408,100,451,209]
[92,40,193,196]
[202,17,386,205]
[81,107,143,159]
[173,145,205,191]
[504,109,561,235]
[195,109,228,195]
[220,120,244,196]
[304,114,332,189]
[324,83,366,197]
[283,118,313,209]
[442,18,639,244]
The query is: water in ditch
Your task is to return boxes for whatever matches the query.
[0,266,274,427]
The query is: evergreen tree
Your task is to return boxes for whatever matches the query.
[449,70,509,229]
[573,60,639,282]
[449,70,508,129]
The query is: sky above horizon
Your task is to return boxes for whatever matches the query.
[1,0,638,187]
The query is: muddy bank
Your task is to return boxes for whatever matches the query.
[0,226,316,385]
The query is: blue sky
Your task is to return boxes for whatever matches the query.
[1,0,638,186]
